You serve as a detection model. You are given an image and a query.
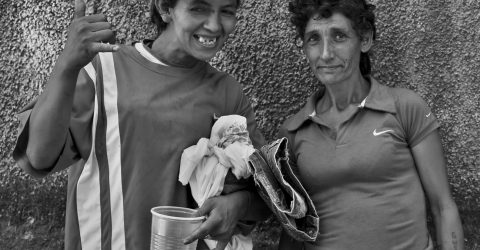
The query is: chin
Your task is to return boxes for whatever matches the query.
[317,77,336,85]
[193,44,224,61]
[194,50,219,61]
[317,72,347,85]
[194,54,215,61]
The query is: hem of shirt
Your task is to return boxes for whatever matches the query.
[409,121,440,148]
[12,111,67,178]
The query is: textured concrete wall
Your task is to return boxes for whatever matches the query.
[224,0,480,209]
[1,0,479,245]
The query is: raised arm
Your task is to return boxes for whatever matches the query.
[26,0,118,170]
[411,130,465,250]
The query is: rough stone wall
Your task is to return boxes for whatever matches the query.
[223,0,480,209]
[1,0,479,246]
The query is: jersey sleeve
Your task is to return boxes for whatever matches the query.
[225,75,266,149]
[395,89,440,147]
[12,66,95,178]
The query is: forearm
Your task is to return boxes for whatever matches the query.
[433,204,465,250]
[27,56,81,169]
[411,132,465,250]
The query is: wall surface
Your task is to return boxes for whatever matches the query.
[1,0,479,248]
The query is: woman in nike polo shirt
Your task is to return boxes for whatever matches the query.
[12,0,269,249]
[278,0,464,249]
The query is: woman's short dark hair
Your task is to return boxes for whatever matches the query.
[150,0,242,36]
[288,0,376,76]
[150,0,177,35]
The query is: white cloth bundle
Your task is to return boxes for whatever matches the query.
[179,115,256,250]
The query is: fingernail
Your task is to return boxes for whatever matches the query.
[112,45,120,51]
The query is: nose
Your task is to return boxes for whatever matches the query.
[321,40,334,61]
[204,13,221,33]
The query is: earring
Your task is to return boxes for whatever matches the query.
[161,13,172,23]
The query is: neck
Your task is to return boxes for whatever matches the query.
[150,33,198,68]
[318,73,370,112]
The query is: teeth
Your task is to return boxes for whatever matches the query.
[198,36,217,46]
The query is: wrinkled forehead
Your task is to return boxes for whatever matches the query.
[305,12,354,34]
[176,0,240,8]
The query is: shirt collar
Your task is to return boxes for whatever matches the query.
[284,77,397,131]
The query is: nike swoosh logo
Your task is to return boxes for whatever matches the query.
[426,112,431,118]
[373,129,394,136]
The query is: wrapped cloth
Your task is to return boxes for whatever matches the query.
[179,115,256,250]
[247,137,319,242]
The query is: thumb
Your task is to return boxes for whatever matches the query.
[74,0,86,18]
[194,199,214,217]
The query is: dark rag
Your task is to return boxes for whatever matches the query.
[248,137,319,241]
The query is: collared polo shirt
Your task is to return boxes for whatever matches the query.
[279,78,438,250]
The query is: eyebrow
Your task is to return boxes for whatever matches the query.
[330,27,350,34]
[303,30,318,38]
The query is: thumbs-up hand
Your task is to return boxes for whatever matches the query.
[62,0,118,71]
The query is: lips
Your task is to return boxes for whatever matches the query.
[194,35,218,48]
[317,65,342,72]
[319,65,341,69]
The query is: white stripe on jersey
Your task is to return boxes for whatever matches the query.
[77,62,102,250]
[135,42,168,65]
[99,52,127,250]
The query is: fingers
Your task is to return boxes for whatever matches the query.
[183,214,218,244]
[91,42,119,53]
[81,13,108,23]
[184,197,240,246]
[87,21,112,32]
[183,200,215,244]
[74,0,86,19]
[72,16,118,53]
[194,200,214,217]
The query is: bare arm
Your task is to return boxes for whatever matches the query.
[26,0,118,170]
[411,130,464,250]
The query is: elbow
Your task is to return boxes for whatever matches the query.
[13,149,54,179]
[25,146,57,171]
[429,197,459,219]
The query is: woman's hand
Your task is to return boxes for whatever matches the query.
[61,0,118,71]
[183,191,250,250]
[27,0,117,170]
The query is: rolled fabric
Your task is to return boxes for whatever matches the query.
[248,137,319,242]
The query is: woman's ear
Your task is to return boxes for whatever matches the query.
[161,12,172,23]
[154,0,172,23]
[360,31,373,53]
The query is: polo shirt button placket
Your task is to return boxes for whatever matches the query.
[334,125,348,148]
[329,130,337,141]
[309,115,337,142]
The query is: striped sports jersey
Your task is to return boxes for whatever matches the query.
[13,42,265,250]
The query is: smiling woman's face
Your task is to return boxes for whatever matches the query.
[166,0,238,62]
[303,12,371,86]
